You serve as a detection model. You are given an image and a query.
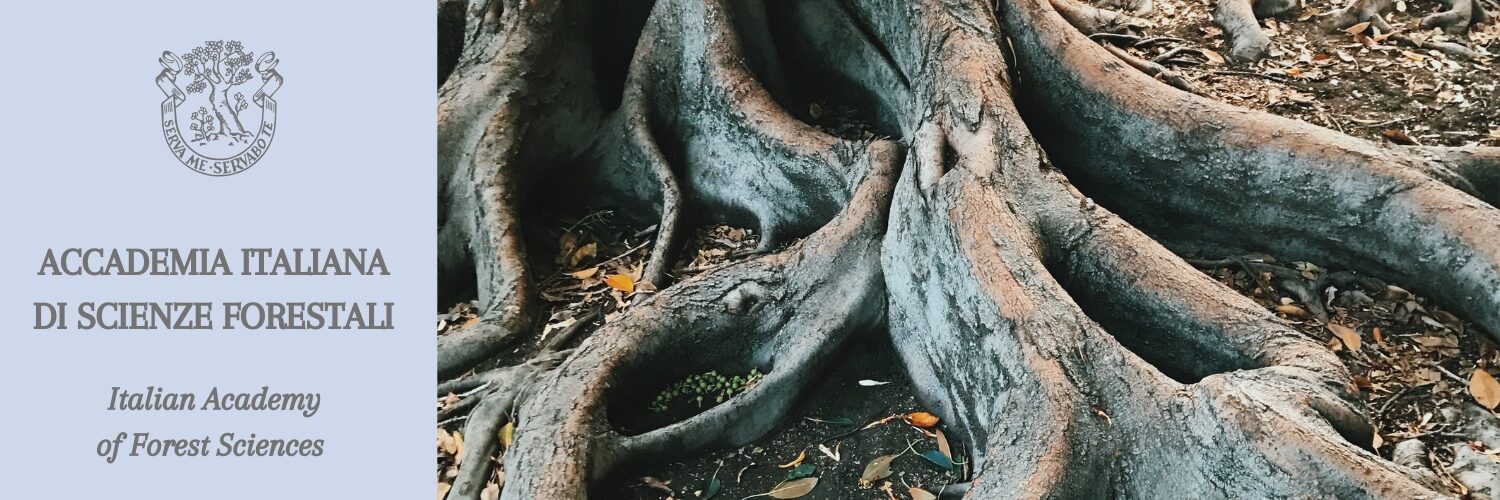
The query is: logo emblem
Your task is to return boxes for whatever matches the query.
[156,41,283,176]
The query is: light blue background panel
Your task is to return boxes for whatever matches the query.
[0,1,435,497]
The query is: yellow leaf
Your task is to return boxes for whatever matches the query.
[452,431,465,465]
[438,429,457,455]
[570,267,599,280]
[1471,370,1500,410]
[909,487,938,500]
[1273,304,1309,319]
[604,274,635,294]
[1345,21,1370,35]
[499,421,515,449]
[570,242,597,267]
[935,429,952,460]
[906,411,940,428]
[1328,324,1361,351]
[778,450,806,468]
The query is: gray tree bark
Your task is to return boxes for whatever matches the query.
[436,0,1500,498]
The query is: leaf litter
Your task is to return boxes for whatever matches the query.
[1199,254,1499,494]
[1102,0,1499,146]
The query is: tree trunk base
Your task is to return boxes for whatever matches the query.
[435,0,1500,497]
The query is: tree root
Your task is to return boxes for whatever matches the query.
[1213,0,1271,62]
[1323,0,1394,33]
[437,0,1500,496]
[436,0,599,378]
[1208,0,1298,62]
[447,361,555,500]
[1420,0,1491,36]
[1006,0,1500,338]
[1048,0,1145,36]
[1410,146,1500,206]
[1050,0,1195,89]
[1099,43,1200,93]
[852,1,1436,494]
[500,140,897,499]
[1390,33,1482,60]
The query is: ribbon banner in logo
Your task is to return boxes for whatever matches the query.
[157,50,282,176]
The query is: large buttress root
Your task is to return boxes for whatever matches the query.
[444,0,898,496]
[439,0,1500,496]
[501,142,897,499]
[1001,0,1500,339]
[844,0,1438,495]
[437,0,602,377]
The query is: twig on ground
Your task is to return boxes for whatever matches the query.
[1208,70,1288,83]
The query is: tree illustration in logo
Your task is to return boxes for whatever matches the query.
[188,107,216,144]
[180,40,256,144]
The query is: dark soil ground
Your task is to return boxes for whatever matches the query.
[1098,0,1499,146]
[602,333,962,500]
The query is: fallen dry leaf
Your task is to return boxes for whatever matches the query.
[452,431,465,465]
[1274,304,1310,319]
[860,454,897,486]
[499,421,515,449]
[817,443,841,462]
[862,414,901,430]
[767,477,818,498]
[604,274,635,294]
[1381,129,1418,145]
[778,450,806,469]
[1328,323,1361,351]
[909,487,938,500]
[907,411,940,428]
[1200,48,1225,65]
[438,429,457,456]
[642,476,674,495]
[935,429,952,460]
[569,242,597,267]
[1472,369,1500,411]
